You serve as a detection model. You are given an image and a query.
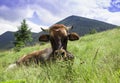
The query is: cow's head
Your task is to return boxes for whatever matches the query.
[39,24,79,54]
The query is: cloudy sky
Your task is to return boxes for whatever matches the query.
[0,0,120,35]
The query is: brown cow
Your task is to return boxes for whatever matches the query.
[6,24,79,70]
[39,24,79,60]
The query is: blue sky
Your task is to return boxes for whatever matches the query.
[0,0,120,34]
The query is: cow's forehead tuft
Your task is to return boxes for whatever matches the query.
[50,24,66,30]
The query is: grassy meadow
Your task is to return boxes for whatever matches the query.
[0,28,120,83]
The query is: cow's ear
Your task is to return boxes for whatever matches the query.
[39,34,50,42]
[68,33,79,41]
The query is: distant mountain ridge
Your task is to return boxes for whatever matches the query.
[57,15,117,35]
[0,15,118,50]
[0,31,14,50]
[0,31,48,50]
[0,31,39,50]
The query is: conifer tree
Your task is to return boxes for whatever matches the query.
[14,19,32,51]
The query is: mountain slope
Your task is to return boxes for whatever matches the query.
[0,31,41,50]
[0,31,14,50]
[0,28,120,83]
[57,15,117,35]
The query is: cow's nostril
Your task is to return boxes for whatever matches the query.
[61,52,65,56]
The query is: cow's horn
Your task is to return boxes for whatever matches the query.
[41,27,49,32]
[67,26,73,30]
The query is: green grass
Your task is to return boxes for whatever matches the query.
[0,28,120,83]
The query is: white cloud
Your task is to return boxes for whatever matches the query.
[96,0,111,8]
[26,20,48,33]
[0,0,120,36]
[0,19,18,35]
[28,5,61,25]
[0,18,48,35]
[57,0,120,26]
[0,5,35,22]
[106,12,120,25]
